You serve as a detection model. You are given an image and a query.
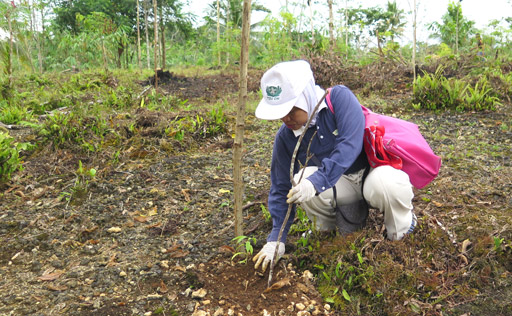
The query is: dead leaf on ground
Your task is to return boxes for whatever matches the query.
[169,249,189,258]
[134,215,150,223]
[147,222,162,229]
[181,189,191,202]
[165,242,190,258]
[219,245,235,253]
[158,280,168,294]
[461,239,472,254]
[263,278,291,293]
[38,270,64,281]
[81,226,98,234]
[432,201,444,207]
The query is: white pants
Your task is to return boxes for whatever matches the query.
[295,165,414,240]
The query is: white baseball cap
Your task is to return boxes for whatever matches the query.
[255,60,314,120]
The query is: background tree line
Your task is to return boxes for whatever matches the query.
[0,0,511,74]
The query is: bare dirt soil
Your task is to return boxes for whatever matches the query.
[1,62,511,316]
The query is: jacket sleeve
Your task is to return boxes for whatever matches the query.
[267,127,296,242]
[307,86,365,192]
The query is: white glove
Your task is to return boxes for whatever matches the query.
[286,179,316,204]
[252,241,285,272]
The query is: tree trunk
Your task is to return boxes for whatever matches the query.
[153,0,158,88]
[144,0,151,69]
[7,7,13,87]
[39,1,46,72]
[102,39,108,70]
[328,0,334,49]
[27,0,42,74]
[216,0,220,66]
[309,0,315,46]
[412,0,417,81]
[376,30,383,58]
[33,0,43,73]
[225,4,230,65]
[136,0,142,69]
[160,6,166,70]
[345,0,348,60]
[233,0,252,237]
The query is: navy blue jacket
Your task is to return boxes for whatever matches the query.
[267,85,368,242]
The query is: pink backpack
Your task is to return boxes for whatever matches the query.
[326,90,441,189]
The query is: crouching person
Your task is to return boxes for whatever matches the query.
[252,60,417,272]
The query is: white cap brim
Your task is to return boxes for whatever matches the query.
[254,96,297,120]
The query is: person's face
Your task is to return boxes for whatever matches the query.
[281,106,308,130]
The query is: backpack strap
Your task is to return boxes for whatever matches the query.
[326,88,334,114]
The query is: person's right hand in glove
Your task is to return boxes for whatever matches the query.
[252,241,285,272]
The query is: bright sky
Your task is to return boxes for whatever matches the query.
[185,0,512,43]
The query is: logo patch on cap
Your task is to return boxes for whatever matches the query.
[266,85,282,100]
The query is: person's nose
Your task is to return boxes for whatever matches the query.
[281,114,290,124]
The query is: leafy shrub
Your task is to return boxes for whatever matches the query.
[39,111,109,151]
[413,66,501,111]
[0,132,32,182]
[0,101,32,124]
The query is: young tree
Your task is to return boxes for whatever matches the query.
[217,0,220,65]
[205,0,269,64]
[233,0,252,237]
[344,0,348,59]
[136,0,142,69]
[428,1,475,53]
[412,0,417,80]
[153,0,158,87]
[308,0,314,45]
[144,0,150,68]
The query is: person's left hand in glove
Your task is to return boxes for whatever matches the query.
[286,179,316,204]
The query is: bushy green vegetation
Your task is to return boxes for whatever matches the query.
[1,0,511,72]
[413,66,503,111]
[0,131,32,183]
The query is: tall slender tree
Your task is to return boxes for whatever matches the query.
[308,0,314,45]
[412,0,417,80]
[153,0,158,88]
[136,0,142,69]
[144,0,150,68]
[216,0,220,66]
[234,0,252,237]
[160,4,165,70]
[345,0,348,59]
[6,1,15,87]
